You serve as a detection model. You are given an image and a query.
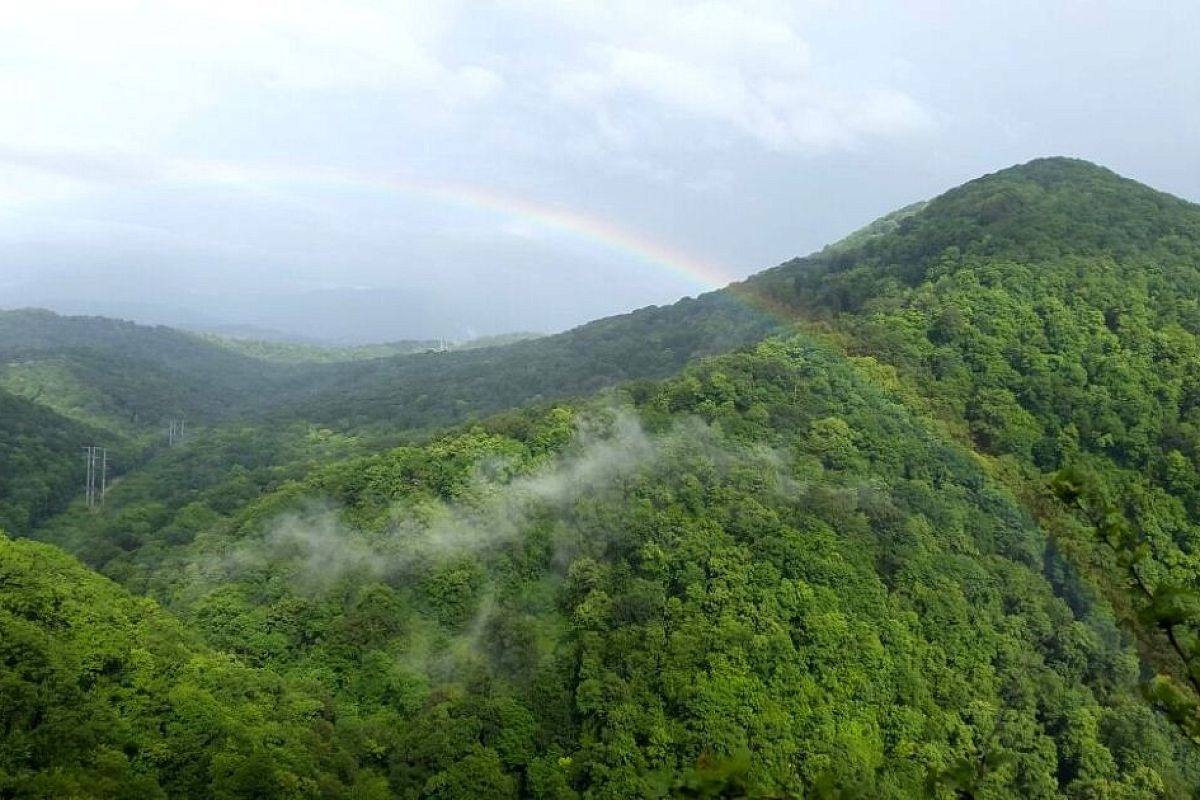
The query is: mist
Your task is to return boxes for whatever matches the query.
[170,404,807,687]
[206,410,661,589]
[187,406,791,607]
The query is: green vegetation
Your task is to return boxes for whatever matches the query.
[1051,468,1200,744]
[5,157,1200,796]
[26,339,1200,797]
[754,158,1200,740]
[275,291,783,431]
[198,331,544,364]
[0,532,380,798]
[0,309,303,441]
[0,390,114,534]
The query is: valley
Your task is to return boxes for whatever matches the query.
[4,159,1200,798]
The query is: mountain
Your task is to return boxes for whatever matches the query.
[0,310,320,532]
[752,156,1200,310]
[0,308,302,427]
[0,296,776,532]
[48,335,1200,797]
[261,158,1200,434]
[5,158,1200,797]
[0,389,114,534]
[273,290,784,430]
[0,532,372,797]
[197,330,546,364]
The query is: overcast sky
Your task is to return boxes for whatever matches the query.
[1,1,1197,342]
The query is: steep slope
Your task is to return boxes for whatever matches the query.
[275,290,782,431]
[0,389,118,535]
[50,336,1200,798]
[0,532,382,798]
[11,157,1200,797]
[735,157,1200,748]
[0,309,304,429]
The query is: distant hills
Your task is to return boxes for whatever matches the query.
[197,329,545,364]
[5,157,1200,796]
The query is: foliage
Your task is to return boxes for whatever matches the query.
[24,337,1200,797]
[1051,467,1200,743]
[6,157,1200,797]
[0,390,116,534]
[200,331,544,363]
[751,158,1200,751]
[0,532,378,798]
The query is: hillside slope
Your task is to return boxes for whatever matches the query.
[9,157,1200,796]
[0,291,783,535]
[273,290,783,430]
[0,309,304,427]
[37,336,1200,797]
[0,389,118,534]
[752,158,1200,711]
[0,311,309,531]
[0,532,381,798]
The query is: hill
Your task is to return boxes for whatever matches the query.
[198,331,544,364]
[0,532,385,797]
[0,295,779,535]
[0,389,117,534]
[8,157,1200,796]
[0,308,306,430]
[34,335,1200,796]
[752,157,1200,309]
[269,290,783,431]
[0,310,314,532]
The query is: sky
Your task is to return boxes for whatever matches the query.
[0,0,1197,342]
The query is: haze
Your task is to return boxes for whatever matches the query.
[1,0,1197,342]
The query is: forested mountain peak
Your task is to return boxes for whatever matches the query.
[750,157,1200,315]
[974,155,1128,188]
[7,158,1200,796]
[869,156,1197,262]
[814,157,1151,263]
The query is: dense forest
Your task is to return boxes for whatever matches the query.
[4,158,1200,797]
[198,331,544,365]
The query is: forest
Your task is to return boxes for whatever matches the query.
[4,158,1200,798]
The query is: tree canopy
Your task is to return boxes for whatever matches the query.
[5,158,1200,797]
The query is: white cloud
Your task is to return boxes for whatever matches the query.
[0,0,931,191]
[0,0,496,153]
[2,0,1197,341]
[533,0,932,152]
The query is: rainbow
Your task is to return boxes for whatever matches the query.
[166,158,799,325]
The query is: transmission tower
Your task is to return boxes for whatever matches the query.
[83,446,108,509]
[168,417,186,445]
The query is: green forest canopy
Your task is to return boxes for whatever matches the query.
[4,158,1200,797]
